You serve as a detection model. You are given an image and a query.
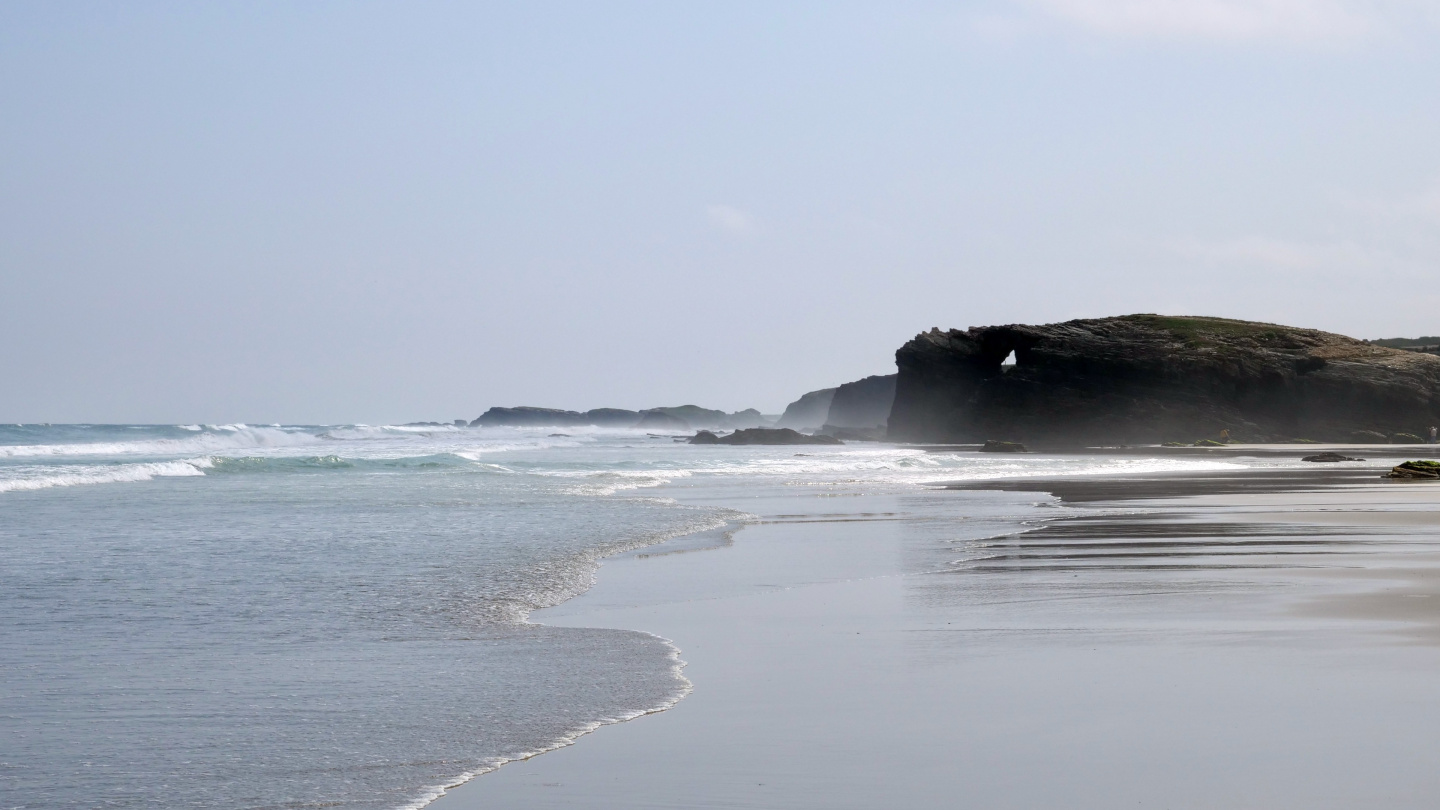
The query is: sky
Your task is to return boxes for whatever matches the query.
[3,1,1439,423]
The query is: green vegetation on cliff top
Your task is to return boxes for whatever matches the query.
[1120,314,1303,344]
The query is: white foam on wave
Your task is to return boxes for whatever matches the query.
[697,448,1248,485]
[919,455,1246,482]
[507,446,1256,494]
[0,458,212,493]
[323,425,462,440]
[403,632,694,810]
[452,437,589,458]
[0,426,317,459]
[557,470,693,496]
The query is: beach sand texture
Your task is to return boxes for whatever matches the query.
[433,464,1440,809]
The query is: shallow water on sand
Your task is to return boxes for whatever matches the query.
[0,424,1315,809]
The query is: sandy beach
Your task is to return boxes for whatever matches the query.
[429,450,1440,809]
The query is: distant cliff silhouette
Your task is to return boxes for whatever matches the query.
[888,315,1440,445]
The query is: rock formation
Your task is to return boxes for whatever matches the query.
[888,315,1440,446]
[1303,452,1363,462]
[728,408,771,429]
[821,374,896,431]
[775,388,836,430]
[471,407,588,427]
[634,411,690,430]
[584,408,641,426]
[471,405,768,430]
[688,428,844,446]
[1373,337,1440,357]
[1387,460,1440,479]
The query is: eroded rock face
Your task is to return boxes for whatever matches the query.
[776,388,836,430]
[888,315,1440,445]
[823,374,896,430]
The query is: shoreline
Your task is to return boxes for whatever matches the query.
[429,458,1440,809]
[402,519,751,810]
[398,630,694,810]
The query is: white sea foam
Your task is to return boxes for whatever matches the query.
[0,426,315,458]
[405,631,694,810]
[0,459,211,492]
[557,470,692,496]
[510,447,1252,491]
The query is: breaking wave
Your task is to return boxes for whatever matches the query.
[0,426,316,458]
[0,459,211,492]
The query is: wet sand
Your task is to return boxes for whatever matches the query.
[430,460,1440,809]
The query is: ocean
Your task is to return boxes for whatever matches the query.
[0,423,1257,809]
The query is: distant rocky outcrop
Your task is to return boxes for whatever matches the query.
[822,374,896,431]
[728,408,771,429]
[584,408,641,426]
[635,411,691,430]
[471,404,768,430]
[471,407,588,427]
[775,388,836,430]
[1373,337,1440,357]
[641,405,750,430]
[888,315,1440,446]
[689,428,843,446]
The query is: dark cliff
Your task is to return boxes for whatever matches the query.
[775,388,836,430]
[888,315,1440,445]
[823,374,896,429]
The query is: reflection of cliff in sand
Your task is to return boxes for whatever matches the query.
[888,314,1440,446]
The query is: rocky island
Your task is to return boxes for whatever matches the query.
[887,315,1440,445]
[471,405,770,431]
[688,428,843,446]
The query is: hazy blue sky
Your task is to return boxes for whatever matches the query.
[3,1,1439,423]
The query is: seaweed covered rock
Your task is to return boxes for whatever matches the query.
[1387,460,1440,479]
[1303,452,1363,462]
[889,315,1440,446]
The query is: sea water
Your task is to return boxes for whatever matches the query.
[0,423,1256,809]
